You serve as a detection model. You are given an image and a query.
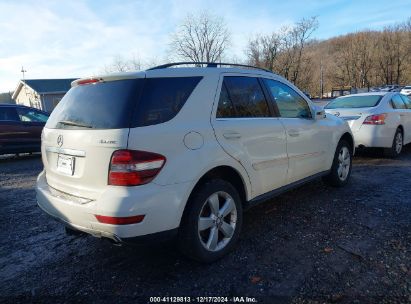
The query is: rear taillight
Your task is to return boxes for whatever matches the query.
[108,150,166,186]
[363,113,387,125]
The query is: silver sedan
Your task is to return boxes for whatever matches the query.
[325,92,411,157]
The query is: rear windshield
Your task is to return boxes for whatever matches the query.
[46,77,202,129]
[325,95,383,109]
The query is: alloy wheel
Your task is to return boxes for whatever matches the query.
[337,146,350,181]
[198,191,237,252]
[395,132,403,154]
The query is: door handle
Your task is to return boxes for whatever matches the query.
[223,132,241,139]
[288,129,299,137]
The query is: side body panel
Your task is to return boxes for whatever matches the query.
[210,73,288,197]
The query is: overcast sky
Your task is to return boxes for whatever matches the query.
[0,0,410,92]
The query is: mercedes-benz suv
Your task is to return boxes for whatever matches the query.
[36,63,354,262]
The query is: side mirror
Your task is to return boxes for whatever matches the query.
[313,105,326,120]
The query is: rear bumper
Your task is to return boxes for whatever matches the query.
[353,125,395,148]
[64,224,179,244]
[36,170,192,242]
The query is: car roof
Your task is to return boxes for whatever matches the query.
[74,67,284,86]
[146,67,277,78]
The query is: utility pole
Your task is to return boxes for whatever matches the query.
[21,66,28,96]
[320,59,323,98]
[21,66,26,81]
[20,66,32,107]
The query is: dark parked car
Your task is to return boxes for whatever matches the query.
[0,104,49,155]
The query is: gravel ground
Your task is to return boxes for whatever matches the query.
[0,147,410,303]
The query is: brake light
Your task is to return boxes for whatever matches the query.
[76,78,101,86]
[95,214,145,225]
[363,113,387,125]
[108,150,166,186]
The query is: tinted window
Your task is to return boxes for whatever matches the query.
[46,77,202,129]
[134,77,202,127]
[0,107,19,121]
[263,79,311,118]
[216,83,236,118]
[219,77,270,118]
[47,79,143,129]
[399,95,411,109]
[391,95,406,109]
[326,95,382,109]
[17,108,49,123]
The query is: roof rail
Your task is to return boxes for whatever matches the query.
[147,62,273,73]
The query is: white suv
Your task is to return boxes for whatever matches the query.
[36,63,354,262]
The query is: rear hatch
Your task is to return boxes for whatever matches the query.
[42,75,145,199]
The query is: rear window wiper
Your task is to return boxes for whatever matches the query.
[58,120,92,128]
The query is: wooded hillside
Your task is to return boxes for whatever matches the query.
[247,17,411,97]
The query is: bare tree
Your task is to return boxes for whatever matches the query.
[246,17,318,88]
[289,17,319,83]
[170,12,230,62]
[104,55,129,73]
[376,25,409,85]
[247,33,282,70]
[128,55,142,71]
[103,54,144,73]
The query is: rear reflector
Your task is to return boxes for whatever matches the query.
[363,113,387,125]
[108,149,166,186]
[95,214,145,225]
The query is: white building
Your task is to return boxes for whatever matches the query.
[12,78,77,113]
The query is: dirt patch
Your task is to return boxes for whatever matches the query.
[0,148,410,303]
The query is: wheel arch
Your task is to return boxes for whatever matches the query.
[397,125,404,136]
[188,166,248,205]
[340,132,354,154]
[177,165,249,231]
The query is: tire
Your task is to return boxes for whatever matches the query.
[384,128,403,158]
[178,179,243,263]
[323,140,352,187]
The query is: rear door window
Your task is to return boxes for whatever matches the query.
[217,76,270,118]
[391,95,406,109]
[216,83,236,118]
[0,107,19,121]
[400,95,411,109]
[134,77,202,127]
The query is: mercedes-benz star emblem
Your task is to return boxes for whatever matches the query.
[57,135,63,147]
